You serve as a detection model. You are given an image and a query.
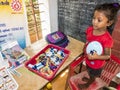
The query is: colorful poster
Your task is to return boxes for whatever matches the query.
[0,0,28,49]
[0,67,18,90]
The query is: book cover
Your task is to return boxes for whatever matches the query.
[0,67,18,90]
[0,41,29,69]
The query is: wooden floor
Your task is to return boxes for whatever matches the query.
[42,68,118,90]
[43,68,70,90]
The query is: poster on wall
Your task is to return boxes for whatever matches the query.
[0,0,28,49]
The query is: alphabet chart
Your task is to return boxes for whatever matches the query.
[0,67,18,90]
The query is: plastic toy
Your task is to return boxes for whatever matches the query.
[46,83,52,89]
[30,47,66,75]
[25,44,70,81]
[40,60,53,77]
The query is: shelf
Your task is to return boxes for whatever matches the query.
[25,0,42,43]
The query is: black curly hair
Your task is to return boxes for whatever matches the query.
[94,3,120,34]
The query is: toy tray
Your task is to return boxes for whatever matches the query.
[25,44,70,81]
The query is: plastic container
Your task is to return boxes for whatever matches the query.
[25,44,70,81]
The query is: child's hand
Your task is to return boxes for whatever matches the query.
[87,51,99,60]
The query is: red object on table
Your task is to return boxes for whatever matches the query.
[25,44,70,81]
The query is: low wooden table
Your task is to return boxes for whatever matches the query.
[13,36,84,90]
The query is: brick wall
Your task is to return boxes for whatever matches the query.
[58,0,120,42]
[112,12,120,59]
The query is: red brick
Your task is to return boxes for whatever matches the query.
[111,49,120,59]
[111,14,120,59]
[112,39,120,50]
[114,20,120,28]
[112,31,120,41]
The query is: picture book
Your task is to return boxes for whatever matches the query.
[0,40,29,69]
[0,67,18,90]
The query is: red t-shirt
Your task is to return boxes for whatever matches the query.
[85,26,113,69]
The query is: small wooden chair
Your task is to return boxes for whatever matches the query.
[65,54,120,90]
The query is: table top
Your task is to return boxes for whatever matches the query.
[13,36,84,90]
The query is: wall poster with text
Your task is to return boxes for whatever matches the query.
[0,0,28,49]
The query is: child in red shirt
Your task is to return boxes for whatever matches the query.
[70,3,120,89]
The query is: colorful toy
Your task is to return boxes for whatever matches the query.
[40,59,53,77]
[33,47,67,77]
[46,83,52,89]
[25,44,70,81]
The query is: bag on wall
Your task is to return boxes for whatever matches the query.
[46,31,69,48]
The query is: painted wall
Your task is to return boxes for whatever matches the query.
[49,0,58,32]
[0,0,30,48]
[38,0,58,39]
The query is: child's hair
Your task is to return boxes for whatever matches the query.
[94,3,120,35]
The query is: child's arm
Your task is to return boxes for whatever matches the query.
[87,48,111,60]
